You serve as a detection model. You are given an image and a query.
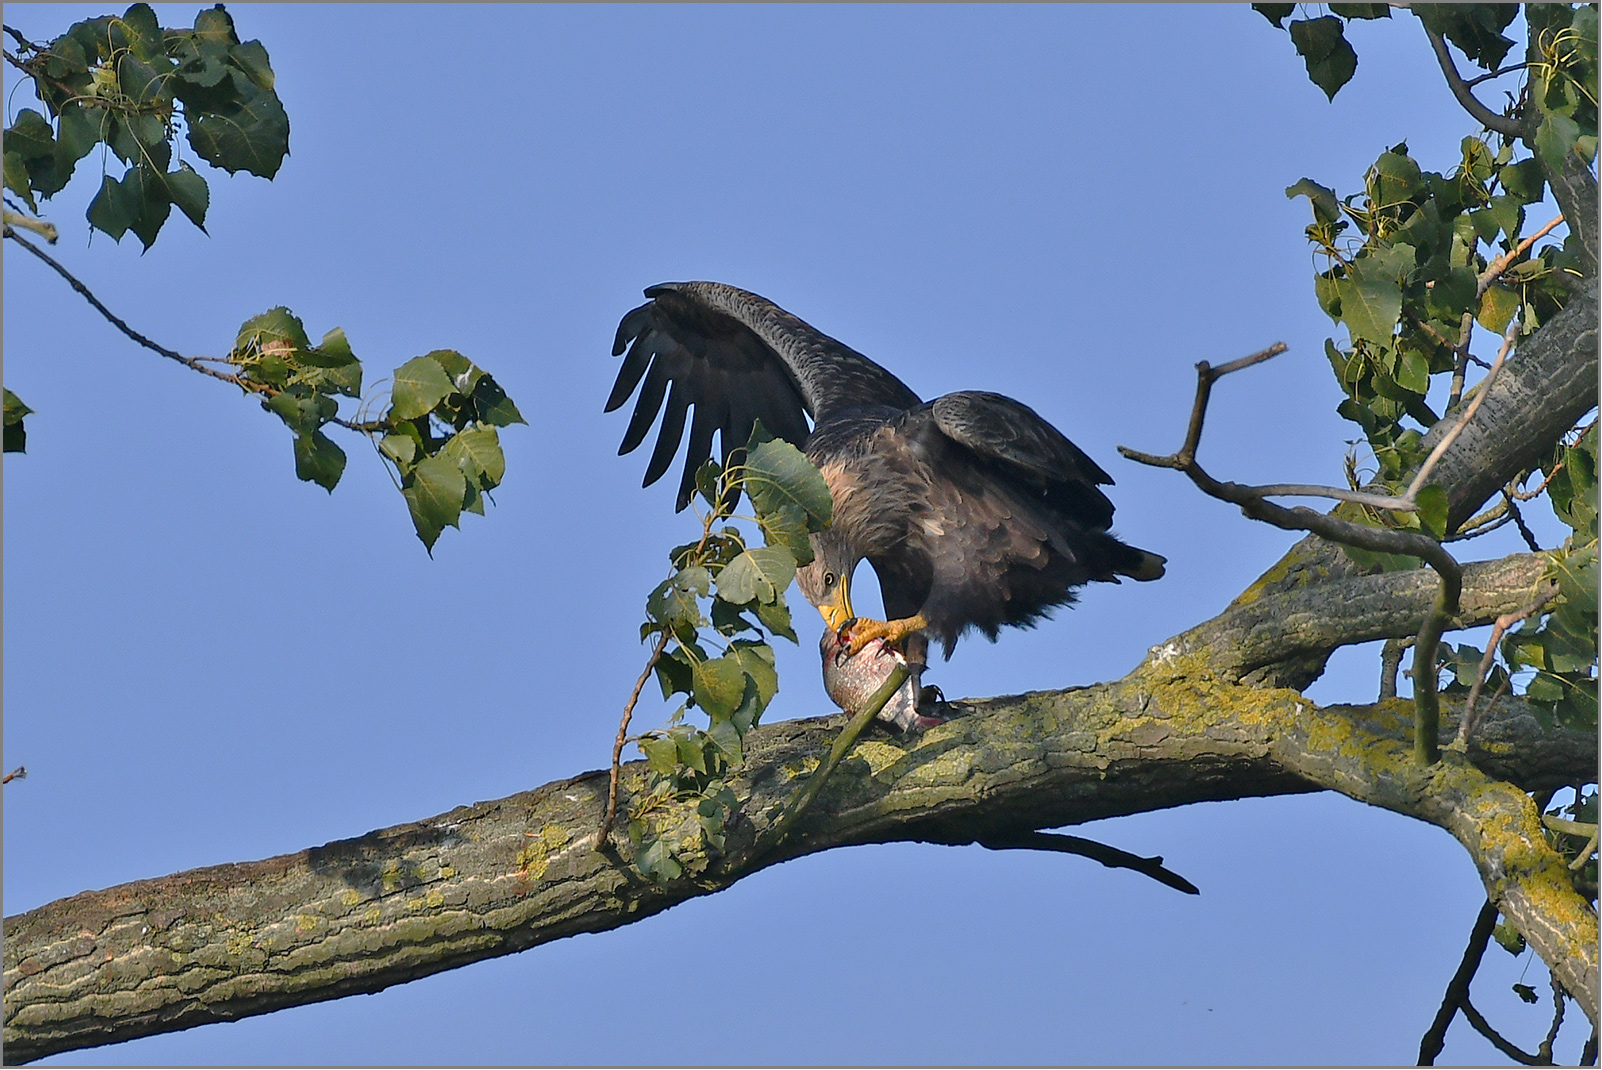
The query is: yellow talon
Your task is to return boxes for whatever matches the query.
[842,613,930,657]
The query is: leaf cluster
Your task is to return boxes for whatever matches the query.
[221,308,524,551]
[3,3,289,248]
[1269,7,1599,758]
[376,351,525,551]
[626,427,832,882]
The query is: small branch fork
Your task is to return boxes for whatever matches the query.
[1419,900,1577,1066]
[3,226,387,434]
[1119,342,1473,764]
[1424,24,1529,139]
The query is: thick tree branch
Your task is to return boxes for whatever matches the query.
[1228,276,1598,654]
[4,671,1594,1062]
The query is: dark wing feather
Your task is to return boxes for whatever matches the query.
[606,281,920,510]
[930,391,1115,529]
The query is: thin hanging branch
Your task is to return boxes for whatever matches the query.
[3,227,388,434]
[1418,899,1499,1065]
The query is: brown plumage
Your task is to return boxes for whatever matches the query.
[606,282,1164,725]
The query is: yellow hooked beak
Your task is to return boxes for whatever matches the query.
[816,570,855,633]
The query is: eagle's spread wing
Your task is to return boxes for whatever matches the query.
[607,282,920,509]
[929,391,1116,531]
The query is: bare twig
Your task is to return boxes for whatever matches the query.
[1505,494,1542,553]
[1464,62,1529,89]
[2,766,28,785]
[1424,24,1529,138]
[1539,981,1567,1064]
[1405,323,1519,507]
[1462,998,1545,1064]
[1452,582,1561,750]
[3,209,57,243]
[597,629,671,848]
[1380,636,1415,700]
[1119,343,1466,763]
[4,226,389,434]
[1479,216,1567,299]
[973,830,1199,895]
[1419,899,1499,1065]
[1447,500,1513,542]
[2,24,38,51]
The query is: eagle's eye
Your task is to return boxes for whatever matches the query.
[823,570,837,589]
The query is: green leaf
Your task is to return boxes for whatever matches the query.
[185,68,290,179]
[389,355,455,421]
[1475,284,1518,334]
[743,437,832,529]
[1498,158,1546,205]
[379,431,418,467]
[1287,177,1340,224]
[654,646,695,701]
[1414,483,1449,539]
[1370,150,1422,206]
[121,166,173,250]
[754,595,798,643]
[1335,260,1403,344]
[691,654,749,721]
[1328,4,1389,19]
[171,6,236,88]
[293,428,346,492]
[715,547,797,605]
[1492,918,1526,955]
[442,425,505,488]
[86,174,132,240]
[162,162,209,230]
[1414,5,1518,72]
[4,388,33,453]
[470,373,526,427]
[647,567,709,639]
[642,735,681,776]
[1425,266,1476,322]
[1512,983,1540,1005]
[265,389,335,433]
[726,639,779,709]
[237,306,311,355]
[1288,17,1359,101]
[1535,111,1582,180]
[3,152,36,212]
[402,453,467,551]
[1394,348,1430,395]
[5,109,56,161]
[1252,3,1296,28]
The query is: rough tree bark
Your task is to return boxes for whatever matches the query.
[4,205,1598,1066]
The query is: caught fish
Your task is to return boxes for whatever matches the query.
[819,628,943,733]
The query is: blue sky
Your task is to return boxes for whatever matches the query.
[3,4,1581,1064]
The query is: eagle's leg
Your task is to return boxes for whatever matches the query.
[841,613,929,658]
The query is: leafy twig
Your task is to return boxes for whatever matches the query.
[598,630,671,848]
